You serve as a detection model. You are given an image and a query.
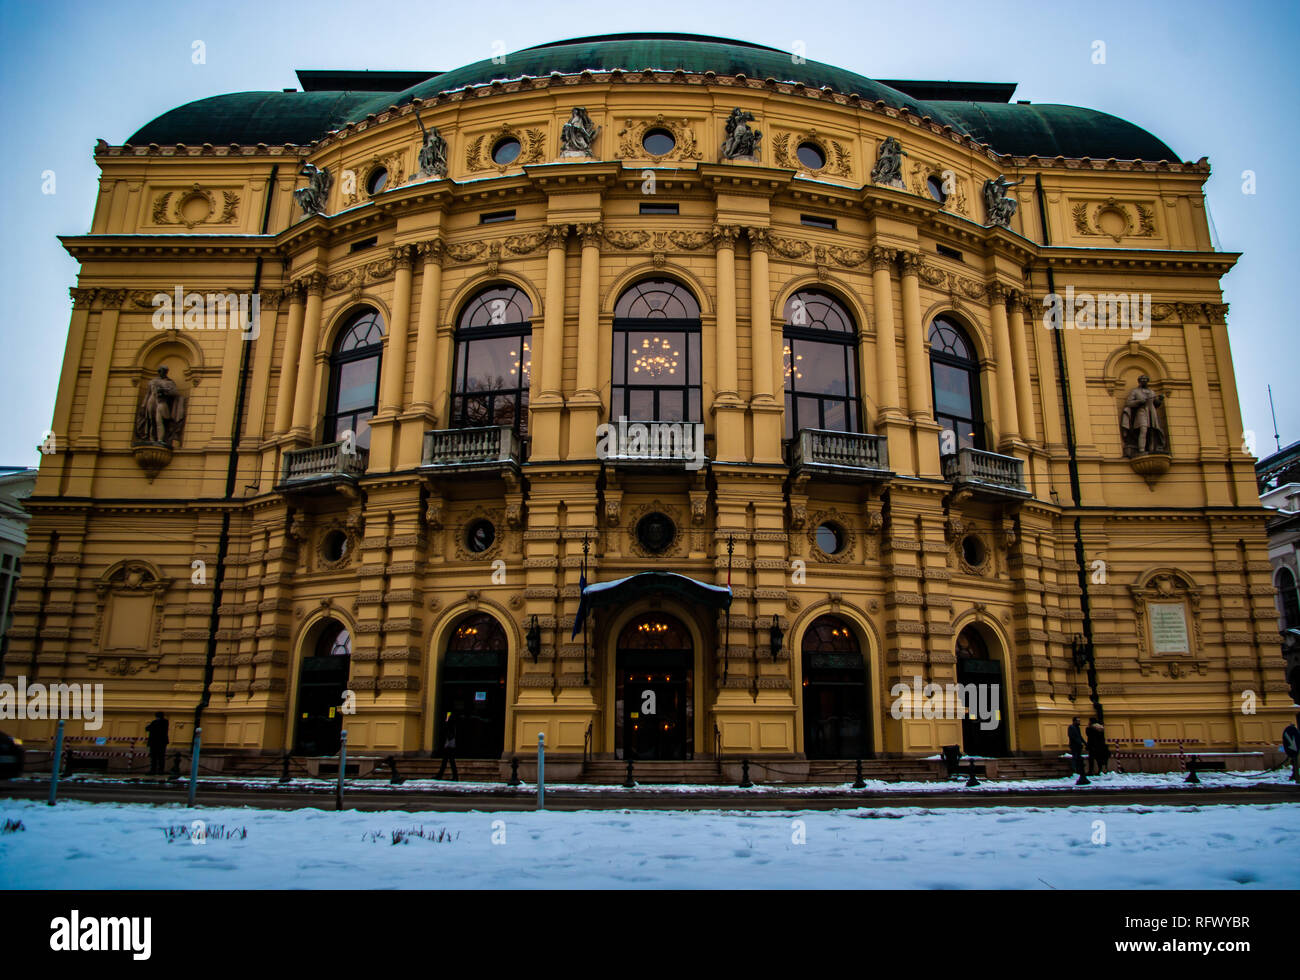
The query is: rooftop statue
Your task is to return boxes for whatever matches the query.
[413,104,448,179]
[869,136,907,189]
[983,174,1021,227]
[720,107,762,160]
[293,163,332,216]
[560,107,600,157]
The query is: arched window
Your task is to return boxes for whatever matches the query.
[451,285,533,434]
[612,279,702,423]
[440,613,508,759]
[802,615,868,759]
[783,290,861,439]
[929,317,984,451]
[325,308,384,450]
[1278,567,1300,630]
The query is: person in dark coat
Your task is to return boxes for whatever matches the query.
[1086,717,1109,775]
[144,712,168,775]
[1283,715,1300,783]
[435,711,458,781]
[1067,716,1086,777]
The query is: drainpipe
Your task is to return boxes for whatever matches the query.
[194,165,278,734]
[1035,174,1103,723]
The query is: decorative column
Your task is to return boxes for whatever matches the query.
[746,229,782,463]
[368,246,414,472]
[273,282,306,436]
[410,239,444,415]
[531,225,569,461]
[899,251,941,478]
[48,287,95,486]
[713,224,745,463]
[567,222,603,458]
[988,283,1021,447]
[870,246,901,414]
[290,272,326,442]
[1007,290,1037,443]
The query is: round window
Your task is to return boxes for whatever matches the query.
[636,512,676,554]
[642,128,676,156]
[961,534,986,569]
[366,167,388,195]
[926,174,948,204]
[796,142,826,171]
[492,137,522,165]
[323,530,348,563]
[815,522,845,556]
[466,519,496,553]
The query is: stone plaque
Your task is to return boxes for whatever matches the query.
[1149,601,1189,654]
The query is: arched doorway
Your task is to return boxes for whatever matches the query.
[801,615,870,758]
[293,619,351,756]
[616,613,693,760]
[955,625,1009,756]
[438,613,507,759]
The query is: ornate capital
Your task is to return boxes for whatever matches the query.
[416,238,444,265]
[98,289,128,309]
[577,222,603,247]
[711,223,741,249]
[70,287,97,309]
[987,281,1010,304]
[746,227,771,254]
[390,244,415,270]
[545,224,570,249]
[297,272,327,297]
[898,250,923,276]
[869,245,897,272]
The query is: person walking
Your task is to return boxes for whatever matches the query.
[1086,716,1109,775]
[144,712,168,775]
[435,711,459,781]
[1067,716,1086,778]
[1283,715,1300,783]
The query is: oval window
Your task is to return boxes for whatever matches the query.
[323,530,348,563]
[492,137,522,165]
[815,522,845,556]
[926,175,948,204]
[636,512,676,554]
[961,534,987,569]
[642,128,676,156]
[466,519,496,553]
[366,167,388,195]
[796,142,826,171]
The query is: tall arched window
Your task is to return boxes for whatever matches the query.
[783,290,861,440]
[451,285,533,434]
[929,317,984,451]
[802,615,869,759]
[1278,567,1300,630]
[612,279,702,422]
[440,613,508,759]
[325,308,384,450]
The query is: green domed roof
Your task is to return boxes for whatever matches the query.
[126,33,1177,161]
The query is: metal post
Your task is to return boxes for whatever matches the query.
[536,732,545,810]
[507,756,521,786]
[623,758,636,788]
[739,757,753,788]
[965,760,980,788]
[278,751,291,784]
[852,757,866,789]
[47,719,65,806]
[1185,755,1201,785]
[187,727,202,806]
[336,730,348,810]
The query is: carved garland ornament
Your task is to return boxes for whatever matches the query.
[152,184,240,228]
[465,124,547,173]
[771,129,852,177]
[1071,198,1157,242]
[808,508,856,563]
[341,152,407,208]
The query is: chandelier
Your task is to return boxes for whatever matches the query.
[636,621,670,634]
[632,337,679,378]
[783,343,803,381]
[508,339,531,378]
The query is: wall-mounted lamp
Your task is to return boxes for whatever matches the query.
[769,617,784,661]
[1070,634,1089,671]
[527,615,541,663]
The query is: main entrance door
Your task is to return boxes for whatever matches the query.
[294,620,351,756]
[616,613,693,760]
[438,614,508,759]
[956,625,1008,757]
[801,615,870,759]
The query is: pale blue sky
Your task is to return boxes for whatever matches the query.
[1,0,1295,465]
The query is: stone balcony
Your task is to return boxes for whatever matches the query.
[277,440,368,495]
[421,425,521,476]
[942,447,1029,500]
[789,428,892,483]
[603,419,708,472]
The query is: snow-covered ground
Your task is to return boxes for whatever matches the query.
[2,798,1296,889]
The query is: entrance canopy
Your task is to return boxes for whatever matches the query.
[581,571,732,612]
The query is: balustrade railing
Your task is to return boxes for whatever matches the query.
[421,425,520,468]
[280,441,368,485]
[942,447,1028,496]
[791,428,890,476]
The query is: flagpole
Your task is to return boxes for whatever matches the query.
[723,534,733,685]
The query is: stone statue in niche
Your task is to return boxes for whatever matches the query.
[870,136,907,189]
[293,163,331,216]
[413,103,448,178]
[1120,375,1168,457]
[560,107,600,157]
[983,174,1022,227]
[134,366,186,447]
[720,107,762,160]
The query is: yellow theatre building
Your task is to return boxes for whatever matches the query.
[3,33,1291,774]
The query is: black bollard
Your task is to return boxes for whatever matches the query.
[387,755,404,785]
[852,758,866,789]
[739,758,754,788]
[278,751,292,784]
[170,751,183,780]
[965,759,980,787]
[1185,755,1201,785]
[507,756,521,786]
[623,758,636,788]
